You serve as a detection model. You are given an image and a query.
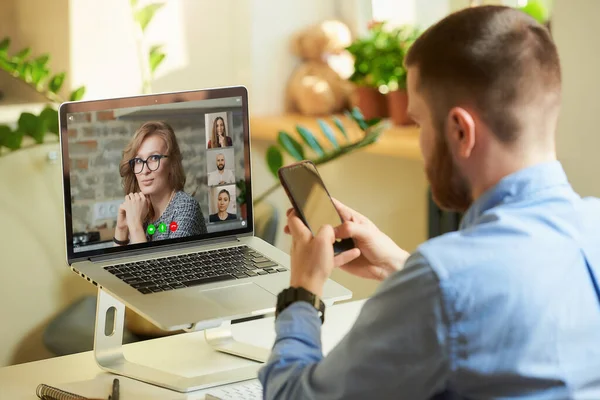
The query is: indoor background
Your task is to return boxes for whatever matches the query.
[1,0,595,368]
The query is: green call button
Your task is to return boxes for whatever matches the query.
[147,224,156,235]
[158,222,167,233]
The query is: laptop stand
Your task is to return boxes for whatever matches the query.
[93,289,269,393]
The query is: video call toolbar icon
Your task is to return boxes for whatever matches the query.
[158,222,167,233]
[147,224,156,235]
[146,222,177,236]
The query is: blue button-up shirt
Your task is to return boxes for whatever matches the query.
[258,161,600,399]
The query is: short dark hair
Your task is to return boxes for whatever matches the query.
[218,189,230,201]
[405,6,561,142]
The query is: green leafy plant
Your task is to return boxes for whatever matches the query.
[248,108,388,206]
[346,22,420,92]
[130,0,167,94]
[517,0,550,24]
[236,178,247,206]
[0,37,86,154]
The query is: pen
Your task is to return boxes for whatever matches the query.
[108,378,119,400]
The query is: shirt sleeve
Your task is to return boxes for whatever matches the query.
[258,252,451,400]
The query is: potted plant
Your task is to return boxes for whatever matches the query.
[376,24,420,126]
[346,22,420,125]
[345,21,390,120]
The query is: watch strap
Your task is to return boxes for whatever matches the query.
[276,287,325,324]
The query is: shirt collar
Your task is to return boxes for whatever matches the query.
[460,160,569,229]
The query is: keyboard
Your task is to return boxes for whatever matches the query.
[205,379,262,400]
[104,245,287,294]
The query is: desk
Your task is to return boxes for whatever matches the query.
[0,299,365,399]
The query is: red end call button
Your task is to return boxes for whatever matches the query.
[169,221,178,232]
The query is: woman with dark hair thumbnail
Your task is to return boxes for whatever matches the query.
[209,189,237,222]
[207,116,233,148]
[114,121,207,245]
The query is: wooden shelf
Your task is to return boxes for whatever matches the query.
[250,114,422,161]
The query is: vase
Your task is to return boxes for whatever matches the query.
[351,86,388,120]
[387,90,414,126]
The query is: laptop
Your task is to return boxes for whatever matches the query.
[59,86,351,331]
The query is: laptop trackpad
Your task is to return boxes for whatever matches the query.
[200,283,275,314]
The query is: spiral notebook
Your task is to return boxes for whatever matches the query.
[36,383,102,400]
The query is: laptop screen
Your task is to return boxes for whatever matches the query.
[60,87,253,261]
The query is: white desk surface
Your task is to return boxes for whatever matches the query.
[0,299,365,399]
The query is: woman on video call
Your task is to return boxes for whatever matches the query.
[114,121,207,245]
[207,116,233,148]
[209,189,237,222]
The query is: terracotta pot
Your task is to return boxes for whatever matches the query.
[351,86,388,120]
[240,203,247,220]
[387,89,414,126]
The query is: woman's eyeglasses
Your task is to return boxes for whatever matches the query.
[128,154,168,174]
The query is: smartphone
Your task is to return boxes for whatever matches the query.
[278,160,355,254]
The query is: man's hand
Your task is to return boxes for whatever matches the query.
[287,211,336,297]
[284,199,410,281]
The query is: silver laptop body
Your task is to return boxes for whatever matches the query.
[59,86,351,331]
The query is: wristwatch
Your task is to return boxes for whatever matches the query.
[276,287,325,324]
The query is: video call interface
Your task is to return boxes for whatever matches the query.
[66,96,248,253]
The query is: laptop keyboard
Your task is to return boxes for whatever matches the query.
[103,246,287,294]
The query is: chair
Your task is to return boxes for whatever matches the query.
[427,187,463,238]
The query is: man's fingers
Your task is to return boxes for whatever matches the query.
[331,198,353,221]
[334,248,361,268]
[316,224,336,244]
[286,207,294,217]
[287,215,312,242]
[334,221,368,240]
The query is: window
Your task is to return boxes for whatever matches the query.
[369,0,451,30]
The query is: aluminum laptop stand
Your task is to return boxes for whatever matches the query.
[94,289,268,393]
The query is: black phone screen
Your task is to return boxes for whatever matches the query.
[281,162,343,233]
[280,162,355,254]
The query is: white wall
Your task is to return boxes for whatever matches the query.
[552,0,600,197]
[68,0,337,115]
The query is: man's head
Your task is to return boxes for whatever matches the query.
[216,153,225,171]
[405,6,561,212]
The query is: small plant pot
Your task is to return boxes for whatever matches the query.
[351,86,388,120]
[387,89,413,126]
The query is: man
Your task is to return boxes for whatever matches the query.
[258,5,600,399]
[207,153,235,186]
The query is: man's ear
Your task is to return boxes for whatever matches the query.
[446,107,476,159]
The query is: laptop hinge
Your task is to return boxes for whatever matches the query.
[87,235,240,264]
